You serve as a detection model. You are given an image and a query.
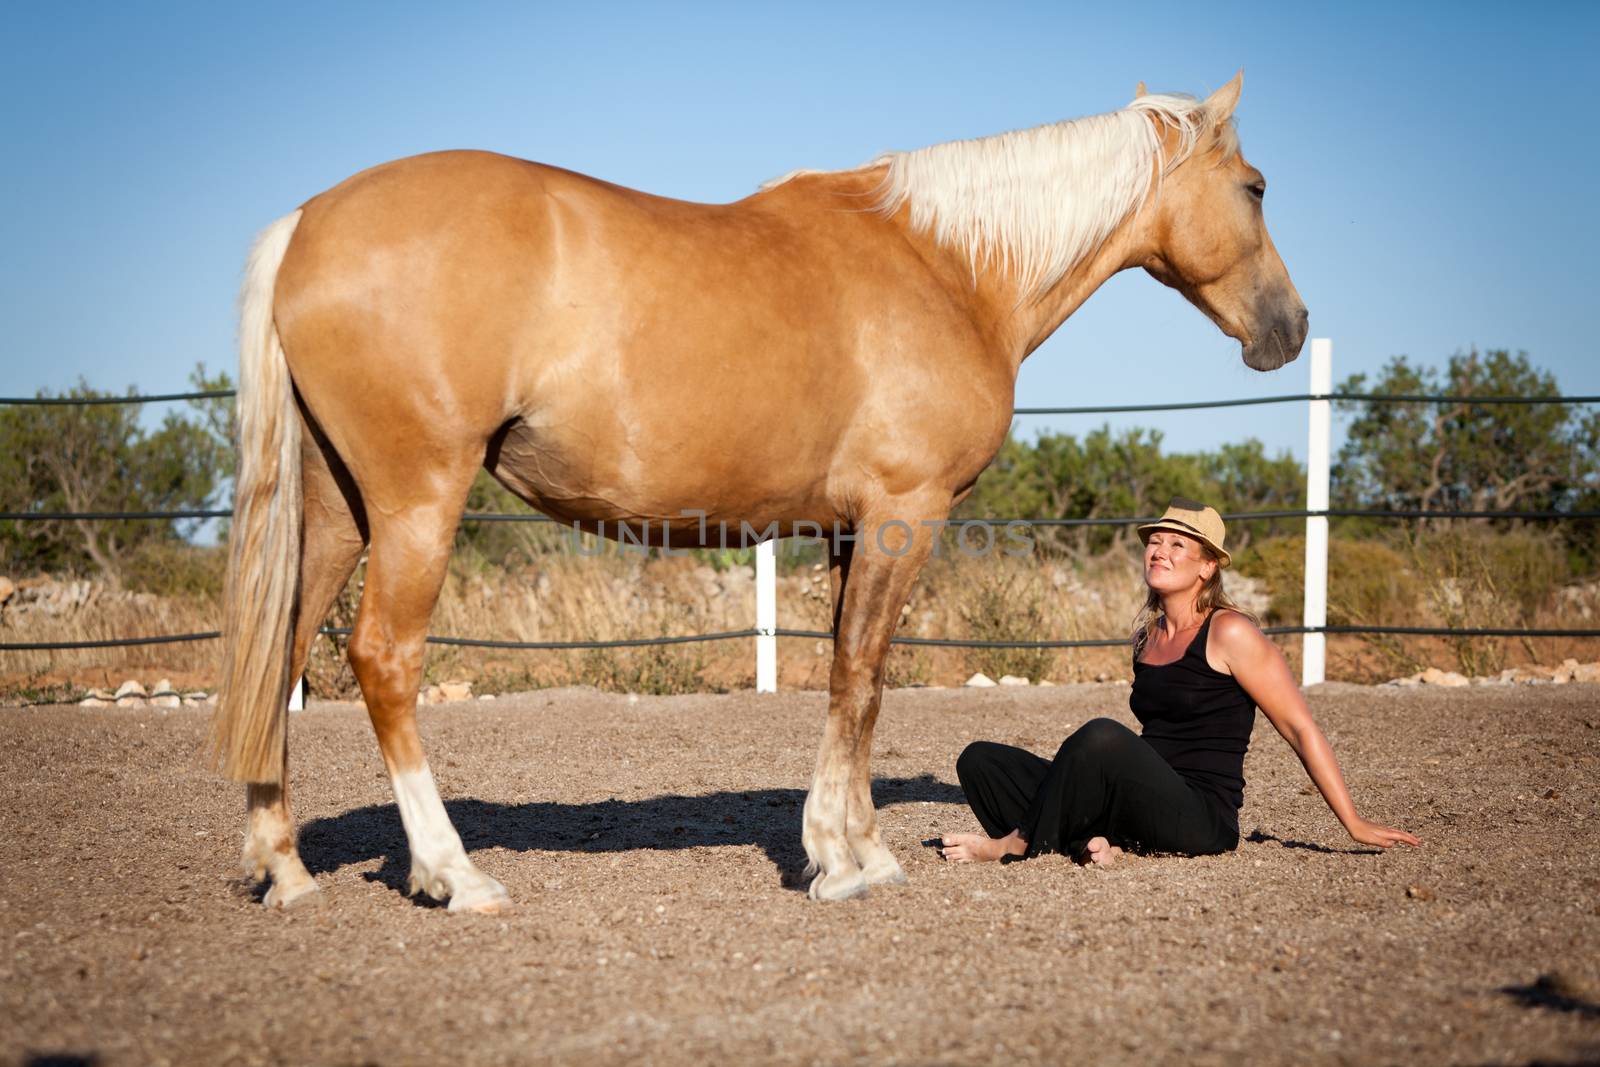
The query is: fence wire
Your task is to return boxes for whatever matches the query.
[6,389,1599,410]
[9,623,1600,654]
[4,385,1597,654]
[8,507,1600,525]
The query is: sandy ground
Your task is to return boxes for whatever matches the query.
[2,683,1598,1067]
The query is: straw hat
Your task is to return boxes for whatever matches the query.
[1136,497,1231,569]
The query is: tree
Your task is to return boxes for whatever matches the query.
[959,425,1304,556]
[1333,350,1596,518]
[0,364,234,584]
[960,425,1195,555]
[1189,439,1305,549]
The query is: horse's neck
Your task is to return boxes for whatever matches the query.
[960,215,1151,369]
[761,163,1152,370]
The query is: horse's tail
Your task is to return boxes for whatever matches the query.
[208,209,304,784]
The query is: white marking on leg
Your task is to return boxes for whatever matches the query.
[802,762,866,901]
[847,759,906,885]
[849,815,906,886]
[391,764,509,912]
[244,785,318,909]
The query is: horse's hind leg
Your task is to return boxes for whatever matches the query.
[245,410,367,907]
[345,464,508,913]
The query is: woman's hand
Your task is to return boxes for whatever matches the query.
[1345,816,1421,849]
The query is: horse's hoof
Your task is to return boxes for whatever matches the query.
[456,895,509,915]
[808,869,869,902]
[863,861,908,886]
[446,873,511,914]
[263,878,321,910]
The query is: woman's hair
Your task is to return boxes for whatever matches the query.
[1131,543,1259,657]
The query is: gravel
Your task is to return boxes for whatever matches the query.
[2,683,1598,1066]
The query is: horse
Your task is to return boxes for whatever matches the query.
[210,71,1306,910]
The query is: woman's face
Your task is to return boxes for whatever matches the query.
[1143,529,1217,595]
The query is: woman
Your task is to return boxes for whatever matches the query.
[939,498,1420,866]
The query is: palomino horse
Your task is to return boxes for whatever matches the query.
[212,72,1306,909]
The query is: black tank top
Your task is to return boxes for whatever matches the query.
[1129,611,1256,828]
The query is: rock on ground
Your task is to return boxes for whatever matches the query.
[1391,661,1600,687]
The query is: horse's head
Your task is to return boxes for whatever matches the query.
[1138,73,1308,371]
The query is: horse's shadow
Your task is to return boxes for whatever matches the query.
[298,774,965,894]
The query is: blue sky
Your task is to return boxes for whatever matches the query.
[3,2,1594,466]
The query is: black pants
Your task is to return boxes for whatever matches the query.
[955,718,1238,859]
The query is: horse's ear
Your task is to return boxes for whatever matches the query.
[1203,70,1243,121]
[1134,81,1148,98]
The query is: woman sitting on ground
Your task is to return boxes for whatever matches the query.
[939,498,1420,866]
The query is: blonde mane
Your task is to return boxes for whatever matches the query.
[766,94,1238,300]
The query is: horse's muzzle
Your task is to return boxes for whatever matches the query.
[1242,303,1308,372]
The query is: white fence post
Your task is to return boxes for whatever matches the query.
[1302,338,1332,687]
[288,675,305,712]
[755,539,777,692]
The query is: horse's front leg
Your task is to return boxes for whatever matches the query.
[804,505,939,900]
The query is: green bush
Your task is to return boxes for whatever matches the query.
[1232,537,1304,624]
[572,643,710,695]
[955,562,1056,682]
[1236,535,1419,627]
[1405,526,1566,677]
[1411,527,1566,619]
[1237,527,1573,678]
[122,541,226,598]
[883,646,933,688]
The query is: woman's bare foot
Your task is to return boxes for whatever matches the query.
[937,830,1027,863]
[1076,836,1124,867]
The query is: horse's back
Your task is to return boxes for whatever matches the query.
[275,149,859,364]
[301,149,733,227]
[270,149,1006,518]
[276,149,918,404]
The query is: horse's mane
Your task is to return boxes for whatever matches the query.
[765,94,1237,300]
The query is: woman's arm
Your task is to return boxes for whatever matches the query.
[1211,612,1421,849]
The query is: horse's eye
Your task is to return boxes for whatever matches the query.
[1248,182,1266,201]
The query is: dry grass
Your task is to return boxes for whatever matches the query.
[1236,527,1595,681]
[3,534,1596,698]
[1,583,219,692]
